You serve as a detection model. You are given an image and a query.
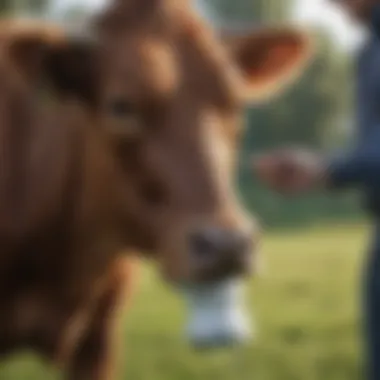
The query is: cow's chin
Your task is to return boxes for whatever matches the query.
[181,277,253,350]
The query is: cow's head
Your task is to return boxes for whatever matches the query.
[5,0,312,347]
[90,0,311,285]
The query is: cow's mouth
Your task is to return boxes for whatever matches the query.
[182,278,253,349]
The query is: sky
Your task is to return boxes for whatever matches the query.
[295,0,365,49]
[56,0,364,50]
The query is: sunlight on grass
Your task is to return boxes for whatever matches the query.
[0,224,369,380]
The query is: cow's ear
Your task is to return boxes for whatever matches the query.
[8,28,98,104]
[6,26,63,82]
[224,28,313,102]
[46,38,99,104]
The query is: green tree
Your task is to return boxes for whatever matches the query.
[206,0,292,24]
[238,26,357,227]
[0,0,50,15]
[204,0,359,228]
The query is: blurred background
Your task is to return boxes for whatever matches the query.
[0,1,368,380]
[4,0,362,228]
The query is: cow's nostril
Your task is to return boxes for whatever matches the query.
[190,228,251,256]
[189,227,253,281]
[190,232,217,258]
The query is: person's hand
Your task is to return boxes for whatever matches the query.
[251,148,327,195]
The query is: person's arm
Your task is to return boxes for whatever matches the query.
[327,126,380,190]
[252,129,380,195]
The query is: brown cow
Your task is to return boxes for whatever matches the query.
[0,1,311,379]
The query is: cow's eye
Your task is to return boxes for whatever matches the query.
[108,99,136,118]
[106,98,142,139]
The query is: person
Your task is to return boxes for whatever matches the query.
[252,1,380,378]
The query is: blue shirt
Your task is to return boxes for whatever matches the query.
[329,6,380,216]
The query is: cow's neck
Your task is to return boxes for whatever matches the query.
[0,99,125,295]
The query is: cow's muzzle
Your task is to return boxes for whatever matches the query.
[188,226,254,282]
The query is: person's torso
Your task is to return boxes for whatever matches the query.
[357,36,380,139]
[356,32,380,216]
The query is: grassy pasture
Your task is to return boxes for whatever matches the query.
[0,224,370,380]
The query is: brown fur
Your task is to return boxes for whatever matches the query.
[0,1,312,378]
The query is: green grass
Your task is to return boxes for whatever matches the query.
[0,223,371,380]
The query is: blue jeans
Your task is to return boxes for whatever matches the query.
[364,225,380,379]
